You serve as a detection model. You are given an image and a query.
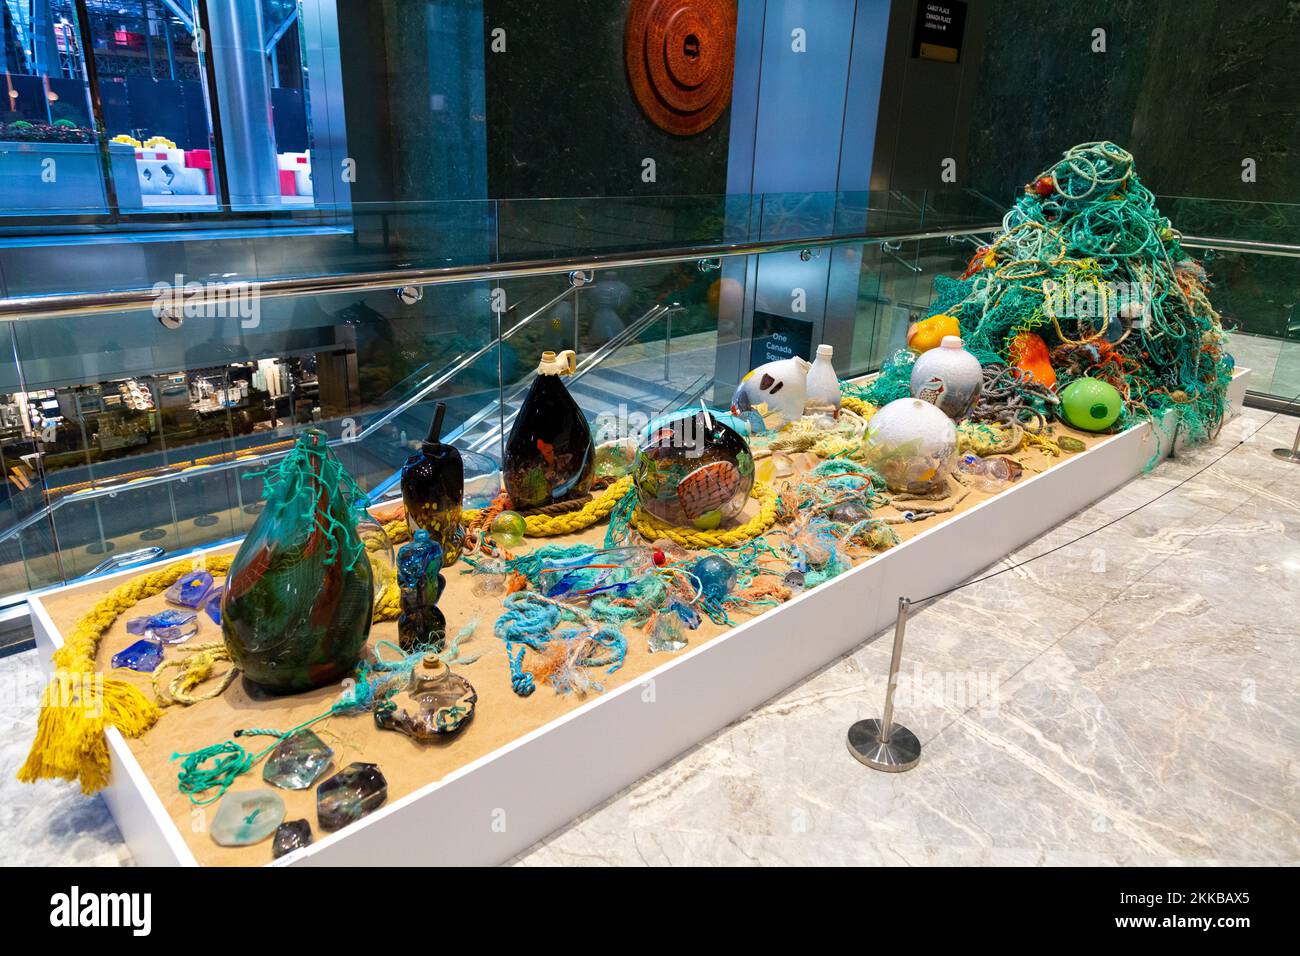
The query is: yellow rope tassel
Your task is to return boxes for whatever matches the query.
[629,481,778,548]
[18,555,233,794]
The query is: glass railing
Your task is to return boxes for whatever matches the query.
[1164,198,1300,405]
[0,201,1003,606]
[0,189,1000,301]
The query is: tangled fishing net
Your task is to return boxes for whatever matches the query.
[846,141,1233,446]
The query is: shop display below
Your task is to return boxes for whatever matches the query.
[17,142,1235,865]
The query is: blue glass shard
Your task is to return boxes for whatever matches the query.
[165,570,215,609]
[204,586,224,625]
[112,637,163,672]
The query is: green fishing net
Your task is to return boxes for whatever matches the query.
[848,141,1233,448]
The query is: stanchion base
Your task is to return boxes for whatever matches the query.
[846,718,921,772]
[1272,448,1300,464]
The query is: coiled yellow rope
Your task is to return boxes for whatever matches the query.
[152,641,238,707]
[383,478,634,548]
[628,481,778,548]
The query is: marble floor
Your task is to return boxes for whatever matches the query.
[2,407,1297,866]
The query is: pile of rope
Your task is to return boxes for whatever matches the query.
[847,142,1232,450]
[934,141,1232,442]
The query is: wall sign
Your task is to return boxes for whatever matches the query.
[912,1,967,64]
[750,311,814,369]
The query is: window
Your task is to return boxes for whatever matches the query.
[0,0,347,225]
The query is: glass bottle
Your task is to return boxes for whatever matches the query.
[400,401,464,564]
[503,350,594,510]
[222,430,373,693]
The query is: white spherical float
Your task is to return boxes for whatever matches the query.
[861,397,957,495]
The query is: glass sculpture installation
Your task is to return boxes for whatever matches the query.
[634,408,754,530]
[400,402,464,565]
[374,656,477,740]
[861,398,957,495]
[126,609,197,644]
[221,431,374,694]
[503,350,594,511]
[316,762,387,832]
[730,356,810,426]
[396,529,446,652]
[804,344,842,414]
[1059,377,1123,431]
[910,336,983,420]
[111,637,163,673]
[489,510,526,549]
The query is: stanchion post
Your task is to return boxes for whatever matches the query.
[1273,419,1300,464]
[846,596,921,772]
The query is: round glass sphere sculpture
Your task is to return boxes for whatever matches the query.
[634,409,755,530]
[861,398,957,495]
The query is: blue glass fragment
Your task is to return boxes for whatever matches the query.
[165,570,215,609]
[125,609,198,644]
[112,637,163,672]
[204,586,224,625]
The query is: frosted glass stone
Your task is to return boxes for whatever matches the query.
[211,789,285,846]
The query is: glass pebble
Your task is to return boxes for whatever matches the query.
[211,789,285,847]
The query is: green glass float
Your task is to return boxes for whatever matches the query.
[489,510,527,549]
[633,408,754,530]
[503,350,594,511]
[222,431,374,693]
[1059,377,1123,431]
[400,402,464,565]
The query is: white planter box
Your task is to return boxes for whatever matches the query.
[30,370,1251,866]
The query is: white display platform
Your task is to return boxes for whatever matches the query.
[30,370,1251,866]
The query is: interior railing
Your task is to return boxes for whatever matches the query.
[0,221,1001,608]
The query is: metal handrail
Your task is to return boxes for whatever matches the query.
[466,301,684,456]
[0,280,589,544]
[1178,235,1300,258]
[0,224,1002,322]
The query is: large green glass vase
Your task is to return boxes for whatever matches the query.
[222,431,373,693]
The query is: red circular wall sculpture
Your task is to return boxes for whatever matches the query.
[625,0,737,136]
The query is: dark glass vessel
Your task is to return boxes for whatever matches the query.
[222,431,374,693]
[400,402,464,565]
[396,529,446,652]
[503,350,595,510]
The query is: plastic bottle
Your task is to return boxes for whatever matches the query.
[804,343,842,414]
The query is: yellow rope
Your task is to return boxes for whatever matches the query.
[629,481,778,548]
[18,554,232,794]
[381,479,631,552]
[152,641,238,707]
